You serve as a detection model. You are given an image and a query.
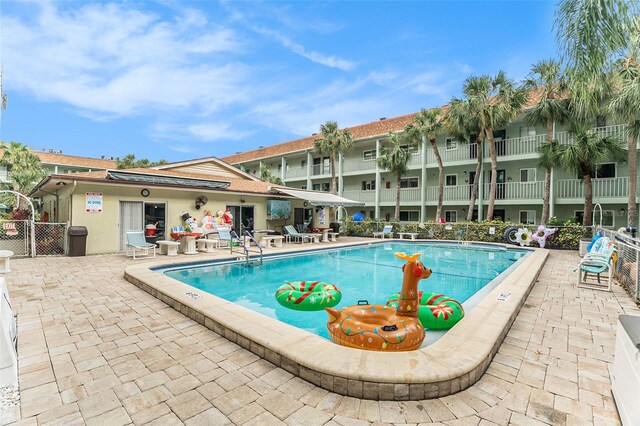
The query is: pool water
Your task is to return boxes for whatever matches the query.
[161,242,529,340]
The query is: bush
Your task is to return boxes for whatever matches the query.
[344,218,590,250]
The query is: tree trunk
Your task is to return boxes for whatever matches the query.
[540,118,553,225]
[467,133,483,222]
[486,128,497,221]
[627,131,637,227]
[583,173,593,227]
[395,174,401,222]
[431,138,444,222]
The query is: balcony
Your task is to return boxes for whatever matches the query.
[555,124,627,146]
[429,144,478,164]
[492,134,546,159]
[284,166,307,180]
[342,190,376,204]
[426,184,474,202]
[555,177,630,202]
[311,164,330,176]
[380,187,421,203]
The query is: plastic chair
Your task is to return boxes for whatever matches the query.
[373,225,393,239]
[125,230,156,260]
[577,237,616,291]
[283,225,315,244]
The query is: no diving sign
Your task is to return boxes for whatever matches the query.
[497,292,511,301]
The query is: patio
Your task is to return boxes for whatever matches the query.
[1,244,638,425]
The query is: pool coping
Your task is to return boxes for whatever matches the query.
[124,239,548,400]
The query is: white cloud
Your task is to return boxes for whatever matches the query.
[150,120,253,143]
[2,2,247,118]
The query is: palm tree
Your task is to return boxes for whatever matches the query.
[446,99,484,221]
[539,121,626,226]
[555,0,636,118]
[452,72,528,220]
[258,164,284,185]
[377,132,411,222]
[608,17,640,227]
[313,121,354,196]
[0,141,46,199]
[524,59,569,224]
[405,108,445,221]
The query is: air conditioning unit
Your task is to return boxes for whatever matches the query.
[0,277,17,387]
[612,315,640,425]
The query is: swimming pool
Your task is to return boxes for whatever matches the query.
[160,242,530,342]
[126,239,548,400]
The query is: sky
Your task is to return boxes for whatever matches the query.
[0,0,558,163]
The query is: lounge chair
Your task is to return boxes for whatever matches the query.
[284,225,316,244]
[373,225,393,239]
[577,237,616,291]
[125,230,156,260]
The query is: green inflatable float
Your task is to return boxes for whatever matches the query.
[386,291,464,330]
[275,281,342,311]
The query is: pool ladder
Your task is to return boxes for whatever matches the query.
[229,229,263,266]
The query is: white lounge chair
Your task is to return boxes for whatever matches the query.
[284,225,316,244]
[125,230,156,260]
[373,225,393,239]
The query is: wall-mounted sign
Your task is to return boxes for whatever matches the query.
[2,223,18,237]
[86,192,103,213]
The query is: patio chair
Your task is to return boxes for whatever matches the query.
[577,237,616,291]
[284,225,315,244]
[125,230,156,260]
[373,224,393,239]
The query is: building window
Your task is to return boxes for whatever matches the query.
[361,180,376,191]
[445,210,457,222]
[519,126,537,137]
[596,163,615,178]
[312,184,320,191]
[301,160,306,168]
[445,138,458,151]
[519,210,536,225]
[520,168,536,182]
[399,144,418,155]
[400,177,419,188]
[301,185,307,190]
[575,210,615,227]
[596,115,607,128]
[277,164,282,172]
[445,174,457,186]
[363,149,376,161]
[321,183,330,192]
[399,210,419,222]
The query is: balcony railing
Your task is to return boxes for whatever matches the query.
[312,164,330,176]
[555,124,627,146]
[343,157,377,173]
[342,190,376,204]
[430,144,478,164]
[492,134,547,158]
[380,188,421,203]
[285,166,307,179]
[555,177,629,199]
[426,185,475,202]
[480,181,544,200]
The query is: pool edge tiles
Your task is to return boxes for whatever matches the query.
[124,241,549,401]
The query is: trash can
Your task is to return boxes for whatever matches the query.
[68,226,88,257]
[329,222,340,234]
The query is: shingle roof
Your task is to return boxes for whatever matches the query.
[33,151,117,169]
[222,88,546,165]
[46,167,281,195]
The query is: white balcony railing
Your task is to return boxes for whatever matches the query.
[285,166,307,179]
[341,190,376,204]
[380,187,421,203]
[555,124,627,146]
[555,177,629,199]
[343,157,377,173]
[480,181,544,200]
[431,144,479,164]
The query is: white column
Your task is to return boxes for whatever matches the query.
[549,120,556,218]
[240,165,246,172]
[54,165,58,174]
[477,140,484,221]
[375,139,381,219]
[338,153,344,197]
[420,136,427,222]
[306,152,313,190]
[281,157,286,182]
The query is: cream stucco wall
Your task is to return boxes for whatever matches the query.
[47,182,302,255]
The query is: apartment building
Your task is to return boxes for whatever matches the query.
[0,148,117,182]
[222,108,639,229]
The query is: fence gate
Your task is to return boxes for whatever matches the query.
[33,222,68,256]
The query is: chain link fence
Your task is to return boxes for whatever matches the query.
[600,228,640,303]
[33,222,67,256]
[0,220,30,256]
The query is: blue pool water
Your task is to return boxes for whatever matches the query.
[160,242,529,340]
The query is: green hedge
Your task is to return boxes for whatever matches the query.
[344,218,591,250]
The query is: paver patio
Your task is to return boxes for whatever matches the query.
[1,246,638,425]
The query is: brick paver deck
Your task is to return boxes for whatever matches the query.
[2,249,638,425]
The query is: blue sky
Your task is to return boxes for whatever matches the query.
[1,0,557,162]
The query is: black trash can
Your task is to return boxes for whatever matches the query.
[68,226,88,257]
[329,222,340,234]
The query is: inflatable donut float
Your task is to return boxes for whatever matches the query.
[386,291,464,330]
[275,281,341,311]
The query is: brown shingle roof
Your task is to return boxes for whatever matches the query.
[33,151,117,169]
[52,168,280,195]
[222,88,547,165]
